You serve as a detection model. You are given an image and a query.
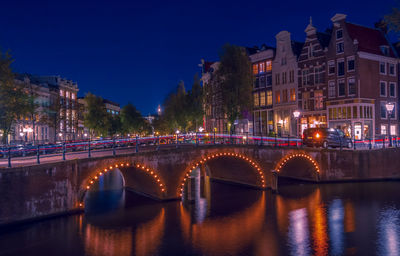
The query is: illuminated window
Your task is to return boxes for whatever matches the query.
[266,61,272,72]
[254,93,259,107]
[259,62,265,73]
[71,93,76,100]
[391,125,397,135]
[253,64,258,75]
[267,90,272,105]
[59,89,64,97]
[381,124,387,135]
[290,88,296,101]
[303,92,310,110]
[66,91,70,98]
[260,91,266,106]
[275,91,281,104]
[314,90,323,110]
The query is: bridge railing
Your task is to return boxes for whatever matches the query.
[2,133,399,167]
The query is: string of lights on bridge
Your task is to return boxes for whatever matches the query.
[79,162,166,208]
[178,152,266,197]
[275,153,320,173]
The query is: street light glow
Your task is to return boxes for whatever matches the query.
[386,102,395,113]
[293,110,301,118]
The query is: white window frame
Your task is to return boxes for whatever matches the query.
[389,82,397,98]
[380,62,386,75]
[389,63,396,76]
[391,124,397,136]
[380,81,387,97]
[328,60,335,75]
[328,80,336,98]
[336,29,343,40]
[347,56,355,72]
[337,59,345,77]
[381,124,387,135]
[336,42,344,54]
[338,79,345,97]
[348,77,356,96]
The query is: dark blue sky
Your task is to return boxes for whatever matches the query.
[0,0,397,114]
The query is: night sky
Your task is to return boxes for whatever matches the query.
[0,0,397,114]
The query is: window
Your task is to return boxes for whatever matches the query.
[302,69,308,85]
[259,62,265,73]
[390,82,396,97]
[266,90,272,105]
[338,80,345,96]
[266,61,272,72]
[282,72,287,84]
[254,78,259,88]
[348,78,356,96]
[336,29,343,39]
[389,63,396,76]
[381,124,387,135]
[308,46,313,58]
[380,62,386,74]
[380,81,387,97]
[253,64,258,74]
[260,76,266,87]
[303,92,310,110]
[353,106,357,118]
[347,57,355,71]
[381,102,387,119]
[275,74,280,85]
[282,89,288,102]
[328,81,336,98]
[328,61,335,75]
[290,88,296,101]
[275,91,281,103]
[289,70,294,83]
[254,93,259,107]
[381,46,389,56]
[336,42,344,54]
[59,89,64,97]
[266,75,272,86]
[260,91,266,106]
[338,60,345,76]
[314,90,323,110]
[391,125,397,135]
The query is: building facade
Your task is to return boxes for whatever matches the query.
[272,31,303,136]
[325,14,399,140]
[250,46,275,136]
[298,18,331,135]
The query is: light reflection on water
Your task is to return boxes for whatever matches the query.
[2,182,400,255]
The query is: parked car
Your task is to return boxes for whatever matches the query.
[302,128,353,149]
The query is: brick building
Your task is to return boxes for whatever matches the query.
[325,14,399,140]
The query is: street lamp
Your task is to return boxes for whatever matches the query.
[386,102,395,147]
[293,110,301,138]
[175,130,180,148]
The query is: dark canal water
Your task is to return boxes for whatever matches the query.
[1,178,400,255]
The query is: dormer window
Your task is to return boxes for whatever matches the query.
[336,29,343,40]
[380,45,389,56]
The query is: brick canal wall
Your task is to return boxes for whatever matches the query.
[1,145,400,226]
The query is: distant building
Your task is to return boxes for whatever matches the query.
[104,99,120,116]
[272,31,303,137]
[249,45,275,136]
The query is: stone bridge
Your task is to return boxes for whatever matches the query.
[1,144,400,226]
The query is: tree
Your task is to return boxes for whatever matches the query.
[385,6,400,34]
[0,51,30,144]
[106,114,122,137]
[120,103,146,135]
[24,78,40,144]
[214,44,253,133]
[187,73,204,131]
[83,93,109,136]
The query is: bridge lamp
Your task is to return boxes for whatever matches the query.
[19,132,24,137]
[386,102,395,147]
[293,110,301,138]
[59,133,63,137]
[176,130,180,134]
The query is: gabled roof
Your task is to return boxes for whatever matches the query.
[204,61,215,73]
[291,41,305,58]
[316,32,331,48]
[345,22,396,57]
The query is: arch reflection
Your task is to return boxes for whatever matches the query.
[180,192,266,255]
[378,207,400,256]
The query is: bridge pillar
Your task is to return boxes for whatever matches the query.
[271,170,278,193]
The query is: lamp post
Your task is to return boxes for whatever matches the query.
[293,110,301,138]
[59,132,65,160]
[386,102,395,147]
[175,130,180,148]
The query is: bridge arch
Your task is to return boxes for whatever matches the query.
[178,151,266,197]
[79,161,166,207]
[274,152,320,181]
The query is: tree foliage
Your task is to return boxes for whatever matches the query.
[83,93,110,136]
[385,6,400,34]
[120,103,150,135]
[154,75,204,134]
[214,44,253,133]
[0,51,30,144]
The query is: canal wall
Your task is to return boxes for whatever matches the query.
[1,145,400,226]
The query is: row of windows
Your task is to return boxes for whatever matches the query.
[254,75,272,88]
[59,89,76,100]
[380,62,396,76]
[328,105,373,120]
[302,66,325,86]
[254,91,273,107]
[328,78,356,98]
[328,57,354,76]
[380,81,397,97]
[302,90,323,110]
[253,61,272,74]
[275,88,296,104]
[276,70,295,85]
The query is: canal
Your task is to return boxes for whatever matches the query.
[1,176,400,255]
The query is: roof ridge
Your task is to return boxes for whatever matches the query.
[345,21,381,32]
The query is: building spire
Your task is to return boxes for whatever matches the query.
[310,16,313,26]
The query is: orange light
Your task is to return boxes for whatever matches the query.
[79,203,83,207]
[315,133,321,139]
[86,186,90,189]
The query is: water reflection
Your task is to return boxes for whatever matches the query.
[377,207,400,256]
[328,199,344,256]
[180,190,266,255]
[288,208,311,256]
